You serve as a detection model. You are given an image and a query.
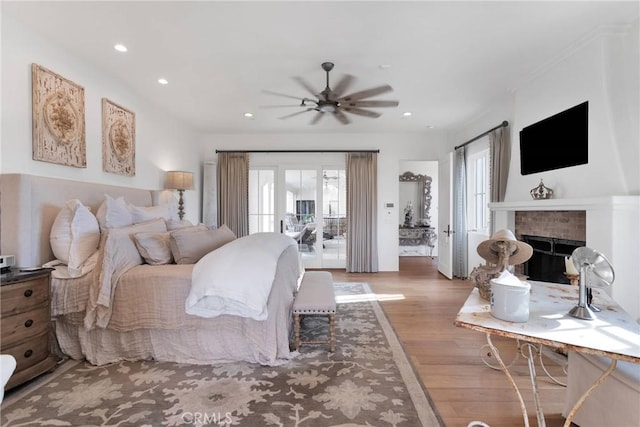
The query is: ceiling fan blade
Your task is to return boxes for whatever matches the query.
[262,90,305,101]
[342,107,381,118]
[293,76,320,99]
[339,84,393,102]
[330,74,356,99]
[310,112,324,125]
[278,108,314,120]
[333,110,350,125]
[259,104,304,109]
[342,100,399,108]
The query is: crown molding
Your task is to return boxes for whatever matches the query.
[511,23,636,93]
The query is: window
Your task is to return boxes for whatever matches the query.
[248,169,275,234]
[467,147,490,233]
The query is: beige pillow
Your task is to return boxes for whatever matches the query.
[134,232,173,265]
[170,225,237,264]
[165,219,194,231]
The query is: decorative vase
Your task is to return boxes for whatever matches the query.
[530,179,553,200]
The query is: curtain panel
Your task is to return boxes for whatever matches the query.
[489,126,510,233]
[346,152,378,273]
[452,147,468,278]
[217,152,249,237]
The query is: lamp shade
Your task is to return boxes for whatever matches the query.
[165,171,194,191]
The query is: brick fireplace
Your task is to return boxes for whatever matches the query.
[489,197,640,320]
[514,211,586,241]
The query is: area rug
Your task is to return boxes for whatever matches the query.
[1,283,442,427]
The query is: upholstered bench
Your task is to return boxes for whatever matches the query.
[293,271,336,352]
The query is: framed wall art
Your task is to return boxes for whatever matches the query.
[102,98,136,176]
[32,63,86,167]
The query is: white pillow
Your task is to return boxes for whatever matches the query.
[50,199,100,277]
[129,204,171,224]
[96,194,133,230]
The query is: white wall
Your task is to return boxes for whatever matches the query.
[506,26,639,201]
[1,19,202,224]
[198,132,448,271]
[464,25,639,317]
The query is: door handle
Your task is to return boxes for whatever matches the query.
[443,224,455,236]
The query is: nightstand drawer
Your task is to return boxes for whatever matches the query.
[3,331,50,373]
[1,303,50,348]
[1,276,49,316]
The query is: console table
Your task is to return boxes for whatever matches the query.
[399,226,436,255]
[455,281,640,427]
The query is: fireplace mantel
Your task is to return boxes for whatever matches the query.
[490,195,640,320]
[490,196,639,212]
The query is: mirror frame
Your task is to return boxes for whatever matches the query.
[399,171,432,225]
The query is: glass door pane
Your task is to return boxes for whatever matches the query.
[284,169,319,267]
[248,169,275,234]
[321,169,347,267]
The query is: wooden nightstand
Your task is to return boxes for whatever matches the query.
[1,268,59,390]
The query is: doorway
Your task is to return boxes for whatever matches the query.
[398,160,439,264]
[248,153,347,269]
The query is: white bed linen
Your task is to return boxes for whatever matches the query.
[187,232,296,320]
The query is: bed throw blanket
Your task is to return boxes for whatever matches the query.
[186,232,297,320]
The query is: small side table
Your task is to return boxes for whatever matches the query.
[1,268,59,390]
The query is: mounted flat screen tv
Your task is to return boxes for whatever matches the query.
[519,101,588,175]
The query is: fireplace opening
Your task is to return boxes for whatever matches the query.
[521,235,586,284]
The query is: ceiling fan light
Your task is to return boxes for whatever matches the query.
[319,104,336,113]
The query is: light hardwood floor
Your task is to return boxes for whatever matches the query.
[327,256,570,427]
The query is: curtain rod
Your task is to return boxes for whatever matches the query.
[215,149,380,154]
[454,120,509,150]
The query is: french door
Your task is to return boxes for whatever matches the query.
[249,160,346,269]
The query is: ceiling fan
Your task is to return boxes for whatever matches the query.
[263,62,399,125]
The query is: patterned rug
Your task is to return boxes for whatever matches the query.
[1,283,442,427]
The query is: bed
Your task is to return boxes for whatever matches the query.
[0,174,301,366]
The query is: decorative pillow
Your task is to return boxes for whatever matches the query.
[133,232,173,265]
[96,194,133,230]
[165,219,194,231]
[129,204,172,224]
[170,224,237,264]
[50,199,100,277]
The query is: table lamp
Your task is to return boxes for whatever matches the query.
[165,171,194,220]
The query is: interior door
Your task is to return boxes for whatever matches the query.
[438,152,453,279]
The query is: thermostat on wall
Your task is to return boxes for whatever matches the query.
[385,203,394,208]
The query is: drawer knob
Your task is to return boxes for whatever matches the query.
[24,319,34,328]
[24,349,33,358]
[24,289,33,297]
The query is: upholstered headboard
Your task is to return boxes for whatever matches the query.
[0,174,156,267]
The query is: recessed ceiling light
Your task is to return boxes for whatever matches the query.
[157,78,168,85]
[426,125,434,129]
[378,64,392,69]
[114,44,127,52]
[402,112,412,117]
[243,112,254,119]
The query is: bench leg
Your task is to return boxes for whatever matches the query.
[294,313,301,350]
[329,313,336,353]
